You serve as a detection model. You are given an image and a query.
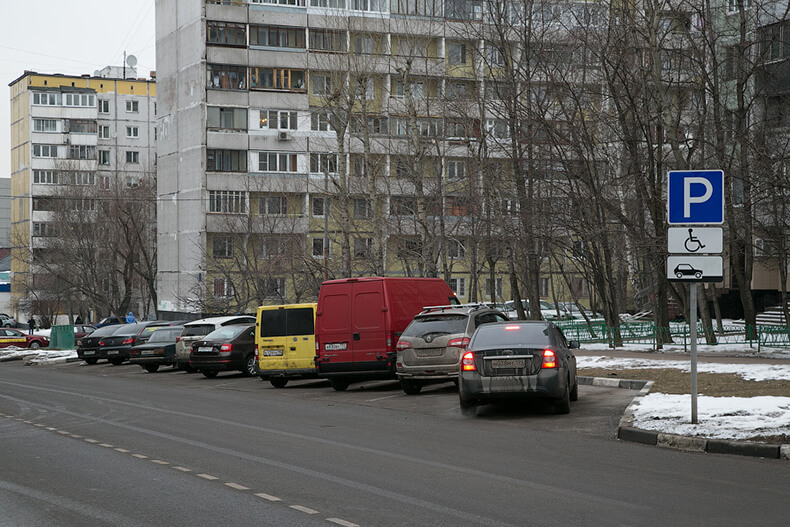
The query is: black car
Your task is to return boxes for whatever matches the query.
[189,324,257,378]
[101,321,179,365]
[458,320,579,416]
[77,324,126,364]
[129,326,184,373]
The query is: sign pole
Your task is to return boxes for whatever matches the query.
[689,282,698,424]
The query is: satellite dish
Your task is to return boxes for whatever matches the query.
[126,55,138,68]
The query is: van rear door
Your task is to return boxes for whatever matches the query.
[317,287,353,372]
[351,280,387,372]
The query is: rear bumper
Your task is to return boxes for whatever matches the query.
[130,356,176,366]
[459,368,566,402]
[258,368,317,380]
[190,354,244,371]
[397,363,458,381]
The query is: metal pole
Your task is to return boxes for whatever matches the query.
[689,282,698,424]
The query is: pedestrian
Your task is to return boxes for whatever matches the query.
[126,311,137,324]
[27,316,35,335]
[74,315,83,325]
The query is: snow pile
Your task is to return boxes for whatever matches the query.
[0,347,77,364]
[582,341,790,358]
[577,355,790,382]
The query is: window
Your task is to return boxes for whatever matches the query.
[486,44,504,66]
[391,0,442,16]
[727,0,752,13]
[485,118,509,138]
[33,222,57,237]
[213,277,234,298]
[68,145,96,160]
[312,238,328,258]
[98,99,110,113]
[354,198,371,219]
[69,119,95,133]
[502,198,520,214]
[390,196,415,216]
[126,126,139,138]
[125,151,140,164]
[63,93,95,107]
[32,197,55,211]
[99,125,111,139]
[207,64,248,90]
[394,80,424,100]
[448,277,466,297]
[311,110,333,131]
[312,196,329,217]
[448,42,467,65]
[251,0,305,5]
[207,107,248,130]
[349,114,388,135]
[309,29,346,51]
[209,191,247,213]
[354,76,375,100]
[446,81,472,99]
[259,237,290,258]
[259,110,298,130]
[100,175,111,190]
[445,0,482,19]
[73,172,95,185]
[448,239,466,258]
[258,152,298,172]
[397,237,421,259]
[250,25,306,48]
[354,237,372,258]
[310,0,345,7]
[351,0,385,11]
[485,277,504,299]
[250,67,305,91]
[99,150,110,165]
[394,156,410,178]
[33,170,58,184]
[447,159,466,180]
[353,35,375,55]
[126,100,139,113]
[571,278,588,297]
[32,92,60,106]
[207,21,247,46]
[207,149,248,172]
[33,119,57,132]
[126,175,141,188]
[311,74,331,95]
[213,237,233,258]
[259,195,287,215]
[33,144,58,158]
[260,277,286,299]
[310,153,337,174]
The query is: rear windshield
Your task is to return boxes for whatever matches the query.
[182,324,215,338]
[114,323,144,336]
[93,325,124,336]
[147,327,182,343]
[204,325,250,341]
[471,323,551,348]
[401,314,468,337]
[260,308,314,338]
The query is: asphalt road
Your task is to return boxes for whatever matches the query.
[1,361,789,527]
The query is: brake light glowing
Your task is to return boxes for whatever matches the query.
[542,349,557,369]
[122,338,136,345]
[461,351,476,371]
[505,325,521,331]
[447,337,470,349]
[396,340,412,351]
[220,343,233,352]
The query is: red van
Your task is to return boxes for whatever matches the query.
[315,277,458,391]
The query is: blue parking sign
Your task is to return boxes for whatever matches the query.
[667,170,724,225]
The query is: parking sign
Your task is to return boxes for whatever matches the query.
[667,170,724,225]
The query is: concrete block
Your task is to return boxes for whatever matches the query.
[706,439,779,459]
[779,445,790,460]
[657,433,707,452]
[618,426,657,445]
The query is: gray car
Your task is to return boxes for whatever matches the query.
[458,320,579,416]
[396,304,509,394]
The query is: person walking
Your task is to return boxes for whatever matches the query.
[126,312,137,323]
[27,316,35,335]
[74,315,83,325]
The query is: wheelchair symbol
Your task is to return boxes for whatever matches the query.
[684,228,705,253]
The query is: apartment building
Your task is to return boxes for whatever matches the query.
[8,70,156,320]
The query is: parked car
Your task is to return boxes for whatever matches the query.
[256,303,317,388]
[100,321,179,366]
[189,324,257,378]
[458,320,579,416]
[0,328,49,349]
[175,315,256,372]
[94,316,123,328]
[35,324,96,340]
[77,324,125,364]
[504,300,568,321]
[315,277,459,391]
[0,314,18,328]
[129,326,184,373]
[396,304,509,394]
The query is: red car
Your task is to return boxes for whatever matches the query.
[0,328,49,349]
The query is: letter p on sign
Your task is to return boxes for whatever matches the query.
[668,170,724,225]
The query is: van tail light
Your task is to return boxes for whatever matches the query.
[396,339,411,351]
[254,344,259,363]
[220,343,233,352]
[122,338,136,345]
[176,336,182,343]
[461,351,476,371]
[447,337,470,350]
[542,349,557,369]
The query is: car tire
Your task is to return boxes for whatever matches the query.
[555,378,571,415]
[675,272,683,278]
[459,395,477,417]
[329,378,349,391]
[570,379,579,402]
[694,271,702,279]
[242,355,258,377]
[29,342,41,349]
[270,377,288,388]
[400,379,422,395]
[109,358,124,366]
[143,364,160,373]
[201,370,219,378]
[84,358,98,365]
[183,364,197,373]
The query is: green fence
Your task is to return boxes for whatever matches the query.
[556,320,790,350]
[49,325,75,350]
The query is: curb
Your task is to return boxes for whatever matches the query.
[580,376,790,461]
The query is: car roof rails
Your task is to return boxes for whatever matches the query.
[420,303,495,314]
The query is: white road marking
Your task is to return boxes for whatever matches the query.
[57,430,69,435]
[46,427,57,431]
[34,424,45,427]
[327,519,360,527]
[84,439,98,443]
[197,474,218,480]
[132,454,148,459]
[255,493,281,502]
[224,482,249,491]
[366,394,401,402]
[98,443,113,448]
[172,466,192,472]
[70,434,82,438]
[114,448,130,453]
[290,505,319,514]
[151,460,169,465]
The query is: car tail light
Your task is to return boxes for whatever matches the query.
[396,339,411,351]
[542,349,557,369]
[175,336,181,343]
[447,337,470,349]
[461,351,476,371]
[220,343,233,352]
[122,338,136,345]
[99,340,105,346]
[254,344,259,363]
[131,349,139,356]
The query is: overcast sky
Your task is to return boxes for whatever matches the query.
[0,0,156,180]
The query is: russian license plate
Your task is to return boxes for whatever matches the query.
[491,359,525,369]
[107,350,119,355]
[263,349,283,357]
[83,351,95,356]
[142,350,155,355]
[325,342,347,351]
[197,346,213,352]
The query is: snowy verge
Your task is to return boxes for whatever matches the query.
[577,355,790,382]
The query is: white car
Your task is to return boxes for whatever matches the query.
[504,300,566,321]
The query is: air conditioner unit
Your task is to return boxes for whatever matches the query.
[278,131,292,141]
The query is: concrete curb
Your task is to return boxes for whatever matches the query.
[580,376,790,461]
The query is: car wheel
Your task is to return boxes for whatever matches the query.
[694,271,702,279]
[109,358,125,366]
[329,378,349,391]
[242,355,258,377]
[555,378,571,415]
[400,379,422,395]
[183,364,197,373]
[143,364,160,373]
[675,272,683,278]
[29,342,41,349]
[570,379,579,402]
[459,395,477,417]
[84,358,98,365]
[270,377,288,388]
[201,370,219,378]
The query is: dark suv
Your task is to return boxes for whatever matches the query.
[396,304,509,394]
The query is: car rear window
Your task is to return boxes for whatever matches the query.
[401,314,468,337]
[147,328,182,343]
[115,324,144,336]
[472,323,551,348]
[182,324,215,338]
[204,325,249,341]
[93,325,123,336]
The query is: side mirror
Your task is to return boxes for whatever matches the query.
[569,340,580,349]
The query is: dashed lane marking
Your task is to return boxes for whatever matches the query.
[132,454,148,459]
[57,430,69,435]
[255,493,281,502]
[197,474,218,481]
[173,466,191,472]
[151,460,169,465]
[98,443,113,448]
[84,439,98,443]
[327,519,360,527]
[290,505,319,514]
[70,434,82,438]
[115,448,130,453]
[225,482,249,491]
[366,394,401,402]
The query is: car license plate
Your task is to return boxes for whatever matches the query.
[142,350,154,355]
[263,349,283,357]
[492,359,525,369]
[107,350,119,355]
[197,346,213,352]
[325,343,347,351]
[83,351,95,356]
